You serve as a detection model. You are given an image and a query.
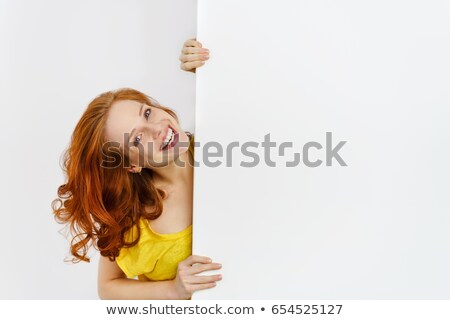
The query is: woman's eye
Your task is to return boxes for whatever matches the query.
[133,108,150,146]
[144,108,151,119]
[133,134,142,147]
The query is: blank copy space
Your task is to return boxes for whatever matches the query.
[193,0,450,299]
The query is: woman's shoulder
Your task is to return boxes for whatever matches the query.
[187,132,195,155]
[187,132,195,143]
[120,218,145,243]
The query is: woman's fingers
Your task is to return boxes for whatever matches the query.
[185,273,222,284]
[179,52,209,63]
[180,60,205,72]
[172,255,222,299]
[182,46,209,54]
[183,38,202,48]
[180,38,209,72]
[185,261,222,284]
[180,255,212,267]
[190,262,222,275]
[179,256,222,278]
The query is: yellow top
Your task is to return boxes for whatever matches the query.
[116,134,194,281]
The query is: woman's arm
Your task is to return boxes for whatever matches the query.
[97,254,222,300]
[97,255,179,300]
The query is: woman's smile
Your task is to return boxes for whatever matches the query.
[161,125,179,151]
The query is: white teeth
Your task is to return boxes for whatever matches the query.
[162,128,174,149]
[164,128,173,143]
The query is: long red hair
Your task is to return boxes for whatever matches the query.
[52,88,192,263]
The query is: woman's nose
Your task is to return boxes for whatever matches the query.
[148,121,165,139]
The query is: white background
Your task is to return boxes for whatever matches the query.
[193,0,450,299]
[0,0,196,299]
[2,0,449,301]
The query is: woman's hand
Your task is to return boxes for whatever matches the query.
[171,255,222,299]
[179,38,210,73]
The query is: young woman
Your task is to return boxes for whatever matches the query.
[52,38,222,300]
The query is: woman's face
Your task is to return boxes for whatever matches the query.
[104,99,190,169]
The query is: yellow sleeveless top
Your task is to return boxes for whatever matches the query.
[116,134,194,281]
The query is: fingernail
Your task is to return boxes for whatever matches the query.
[217,263,222,267]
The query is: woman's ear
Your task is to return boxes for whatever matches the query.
[128,166,142,174]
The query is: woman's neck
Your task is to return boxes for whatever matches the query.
[151,149,194,189]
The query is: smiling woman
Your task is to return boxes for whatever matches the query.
[51,38,222,300]
[104,99,191,169]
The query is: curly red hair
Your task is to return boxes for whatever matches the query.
[52,88,192,263]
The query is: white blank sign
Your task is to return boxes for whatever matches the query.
[192,0,450,299]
